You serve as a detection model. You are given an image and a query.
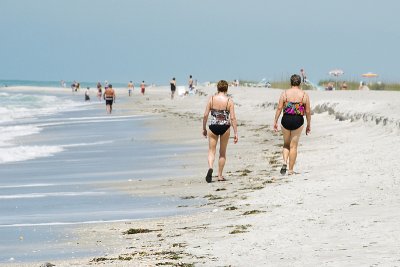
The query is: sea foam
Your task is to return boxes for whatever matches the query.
[0,145,64,164]
[0,91,87,164]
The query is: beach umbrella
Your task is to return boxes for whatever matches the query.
[328,69,344,77]
[362,72,378,78]
[361,72,378,85]
[328,69,344,90]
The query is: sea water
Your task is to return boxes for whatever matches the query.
[0,86,201,263]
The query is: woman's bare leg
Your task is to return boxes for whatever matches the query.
[288,125,304,173]
[208,131,218,170]
[217,128,230,180]
[281,127,291,165]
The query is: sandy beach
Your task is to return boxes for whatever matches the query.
[3,85,400,266]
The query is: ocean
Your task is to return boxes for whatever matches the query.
[0,79,136,89]
[0,83,200,263]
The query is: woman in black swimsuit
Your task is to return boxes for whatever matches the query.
[274,74,311,175]
[202,80,238,183]
[170,77,176,100]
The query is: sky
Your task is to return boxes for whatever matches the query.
[0,0,399,85]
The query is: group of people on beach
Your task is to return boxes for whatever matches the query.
[170,75,197,99]
[71,81,80,92]
[126,81,146,96]
[83,81,117,114]
[80,80,148,114]
[203,74,311,182]
[71,74,311,180]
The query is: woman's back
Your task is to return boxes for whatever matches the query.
[284,88,306,104]
[211,94,230,110]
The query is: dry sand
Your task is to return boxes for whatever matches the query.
[3,85,400,266]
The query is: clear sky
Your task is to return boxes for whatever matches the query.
[0,0,399,84]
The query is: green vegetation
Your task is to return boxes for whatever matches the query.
[271,81,290,89]
[368,82,400,91]
[318,80,400,91]
[237,78,400,91]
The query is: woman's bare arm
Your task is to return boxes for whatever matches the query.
[229,99,238,143]
[305,93,311,135]
[273,92,285,131]
[202,98,212,137]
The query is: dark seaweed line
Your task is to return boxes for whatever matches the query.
[313,103,400,129]
[258,101,400,129]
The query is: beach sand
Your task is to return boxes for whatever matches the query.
[3,86,400,266]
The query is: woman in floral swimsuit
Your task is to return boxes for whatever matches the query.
[202,80,238,183]
[274,74,311,175]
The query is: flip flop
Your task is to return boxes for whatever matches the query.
[280,164,287,175]
[217,177,226,182]
[206,168,213,183]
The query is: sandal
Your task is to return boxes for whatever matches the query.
[280,164,287,175]
[206,168,213,183]
[217,177,226,182]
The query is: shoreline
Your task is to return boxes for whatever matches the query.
[2,86,400,266]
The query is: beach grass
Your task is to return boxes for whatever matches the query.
[318,80,400,91]
[266,79,400,91]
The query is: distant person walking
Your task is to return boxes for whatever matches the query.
[97,87,102,101]
[84,87,90,101]
[128,81,134,96]
[71,81,77,92]
[202,80,238,183]
[140,81,145,95]
[273,74,311,175]
[104,84,116,114]
[97,82,102,101]
[170,77,176,99]
[300,68,307,83]
[188,75,194,92]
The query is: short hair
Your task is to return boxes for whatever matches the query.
[217,80,229,92]
[109,84,112,88]
[290,74,301,86]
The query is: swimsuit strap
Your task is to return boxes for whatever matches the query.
[211,95,230,111]
[285,91,288,102]
[301,92,305,103]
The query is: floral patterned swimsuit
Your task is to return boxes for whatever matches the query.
[209,96,231,136]
[281,91,305,130]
